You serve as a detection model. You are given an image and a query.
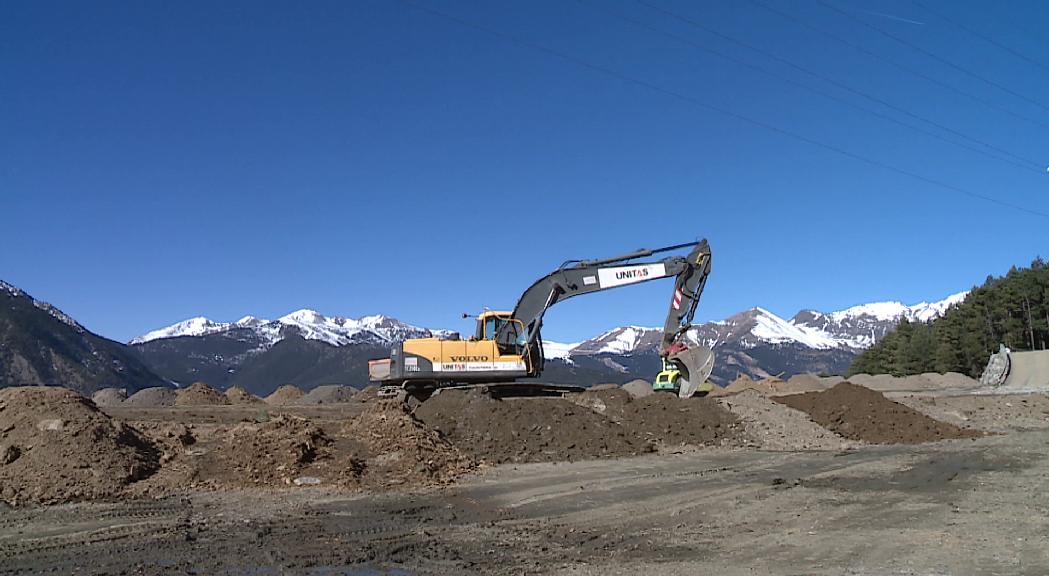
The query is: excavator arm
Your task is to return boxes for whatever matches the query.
[495,239,713,395]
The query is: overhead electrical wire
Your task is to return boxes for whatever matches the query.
[817,0,1049,114]
[618,0,1043,173]
[911,0,1049,75]
[747,0,1049,132]
[399,1,1049,220]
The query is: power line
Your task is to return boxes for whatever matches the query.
[399,1,1049,220]
[748,0,1049,132]
[912,0,1049,74]
[818,0,1049,113]
[620,0,1043,172]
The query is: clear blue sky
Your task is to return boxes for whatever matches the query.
[2,0,1046,343]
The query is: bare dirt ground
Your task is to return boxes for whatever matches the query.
[2,430,1047,575]
[3,381,1049,575]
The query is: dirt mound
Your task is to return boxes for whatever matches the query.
[416,390,647,464]
[91,387,126,407]
[224,386,262,405]
[206,415,351,487]
[354,385,381,403]
[618,393,740,447]
[416,389,740,464]
[774,382,981,444]
[785,373,833,393]
[265,385,305,406]
[344,401,474,487]
[124,386,177,407]
[716,375,789,396]
[0,387,159,505]
[175,382,231,406]
[715,389,855,451]
[298,385,358,405]
[621,379,653,398]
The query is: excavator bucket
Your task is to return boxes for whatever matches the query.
[669,345,714,398]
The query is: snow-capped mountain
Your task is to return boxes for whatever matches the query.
[1,280,167,394]
[130,310,451,348]
[553,291,969,357]
[130,290,968,391]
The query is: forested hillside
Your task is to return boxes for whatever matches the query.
[849,259,1049,377]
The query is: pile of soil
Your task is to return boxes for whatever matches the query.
[225,386,262,405]
[621,379,653,398]
[354,385,381,403]
[784,373,833,393]
[716,375,782,396]
[91,388,127,407]
[124,387,177,407]
[0,387,159,505]
[298,385,358,405]
[265,385,305,406]
[416,390,647,464]
[618,393,740,447]
[715,389,854,451]
[207,415,349,487]
[415,389,741,464]
[774,382,982,444]
[343,401,474,487]
[175,382,231,406]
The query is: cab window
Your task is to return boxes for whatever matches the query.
[484,317,499,340]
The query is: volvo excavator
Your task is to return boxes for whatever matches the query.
[368,239,714,399]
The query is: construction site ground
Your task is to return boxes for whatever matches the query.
[2,379,1049,575]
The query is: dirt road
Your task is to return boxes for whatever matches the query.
[3,427,1046,575]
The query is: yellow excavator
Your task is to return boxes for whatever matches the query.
[368,240,714,398]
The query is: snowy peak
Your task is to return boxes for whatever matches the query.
[826,291,968,323]
[1,279,84,333]
[131,310,440,348]
[571,326,663,356]
[130,317,233,344]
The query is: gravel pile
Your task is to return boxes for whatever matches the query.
[91,388,127,407]
[265,385,305,406]
[124,387,177,407]
[298,385,358,405]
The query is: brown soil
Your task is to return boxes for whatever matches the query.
[265,385,305,406]
[621,379,653,398]
[354,385,381,403]
[90,387,127,407]
[202,415,357,488]
[715,389,855,451]
[124,386,176,407]
[343,401,474,487]
[0,387,159,505]
[774,382,982,444]
[415,389,740,464]
[175,382,231,406]
[298,384,358,405]
[224,385,263,405]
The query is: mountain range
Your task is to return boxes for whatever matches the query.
[0,281,167,395]
[128,291,967,393]
[0,276,967,395]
